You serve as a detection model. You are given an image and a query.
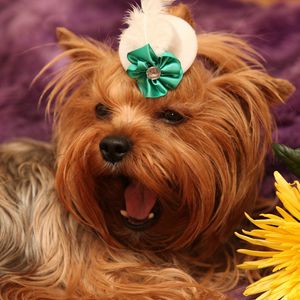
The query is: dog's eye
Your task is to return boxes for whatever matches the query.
[158,109,186,124]
[95,104,111,118]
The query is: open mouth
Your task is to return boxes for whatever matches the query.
[120,178,161,231]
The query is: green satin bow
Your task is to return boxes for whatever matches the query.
[127,44,183,98]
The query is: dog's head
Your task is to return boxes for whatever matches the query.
[45,4,294,256]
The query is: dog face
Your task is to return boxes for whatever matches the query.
[45,5,294,256]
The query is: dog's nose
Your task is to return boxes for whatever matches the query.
[100,136,132,163]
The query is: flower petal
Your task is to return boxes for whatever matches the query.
[236,172,300,299]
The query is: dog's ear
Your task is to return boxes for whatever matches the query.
[37,28,114,116]
[56,27,110,61]
[250,74,294,105]
[198,33,295,104]
[226,70,295,105]
[56,27,79,50]
[270,78,295,104]
[168,3,196,28]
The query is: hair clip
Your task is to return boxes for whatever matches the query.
[119,0,198,98]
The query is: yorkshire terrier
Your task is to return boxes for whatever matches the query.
[0,2,294,299]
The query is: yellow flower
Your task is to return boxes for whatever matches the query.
[236,171,300,300]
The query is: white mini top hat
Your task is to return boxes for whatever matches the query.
[119,0,198,74]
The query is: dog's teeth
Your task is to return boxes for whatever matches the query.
[148,213,154,219]
[120,210,128,217]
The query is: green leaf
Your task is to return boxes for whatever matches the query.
[272,143,300,178]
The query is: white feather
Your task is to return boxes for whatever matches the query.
[119,0,198,73]
[120,0,176,58]
[141,0,175,14]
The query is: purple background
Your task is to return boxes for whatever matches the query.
[0,0,299,298]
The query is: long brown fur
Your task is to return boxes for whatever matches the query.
[0,3,295,299]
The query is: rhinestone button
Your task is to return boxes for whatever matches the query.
[146,66,161,80]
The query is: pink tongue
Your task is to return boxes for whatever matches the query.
[124,181,157,220]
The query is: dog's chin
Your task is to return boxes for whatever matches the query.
[95,174,190,251]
